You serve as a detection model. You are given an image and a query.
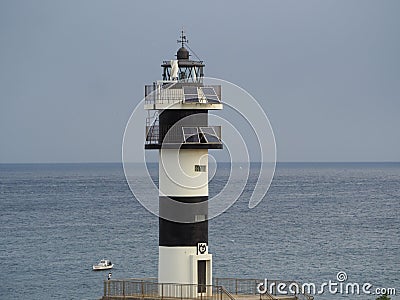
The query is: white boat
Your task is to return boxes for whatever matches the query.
[92,259,114,271]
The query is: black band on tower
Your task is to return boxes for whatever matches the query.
[159,109,208,143]
[159,218,208,246]
[159,195,208,246]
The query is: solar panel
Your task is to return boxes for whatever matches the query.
[183,127,198,134]
[183,86,198,94]
[183,86,199,103]
[182,127,200,143]
[199,127,220,143]
[204,134,219,143]
[200,87,220,103]
[201,87,215,95]
[200,127,215,135]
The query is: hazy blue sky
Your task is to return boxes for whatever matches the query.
[1,0,399,163]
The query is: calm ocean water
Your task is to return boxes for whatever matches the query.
[0,163,399,300]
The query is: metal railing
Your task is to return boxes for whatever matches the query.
[145,125,222,146]
[103,279,235,300]
[144,82,222,106]
[214,278,274,299]
[103,278,313,300]
[146,125,160,144]
[218,286,236,300]
[214,278,314,300]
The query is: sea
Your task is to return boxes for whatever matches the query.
[0,162,399,300]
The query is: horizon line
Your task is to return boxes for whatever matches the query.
[0,161,399,165]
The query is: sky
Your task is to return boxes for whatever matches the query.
[0,0,399,163]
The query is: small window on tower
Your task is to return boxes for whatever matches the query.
[195,215,206,222]
[195,165,206,172]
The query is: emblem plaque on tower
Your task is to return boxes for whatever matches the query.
[197,242,208,255]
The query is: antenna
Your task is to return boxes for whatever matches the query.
[177,28,188,47]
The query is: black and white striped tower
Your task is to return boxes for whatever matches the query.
[144,31,223,297]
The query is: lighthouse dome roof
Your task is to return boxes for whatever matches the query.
[177,46,189,60]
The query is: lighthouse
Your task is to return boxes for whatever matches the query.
[144,31,223,297]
